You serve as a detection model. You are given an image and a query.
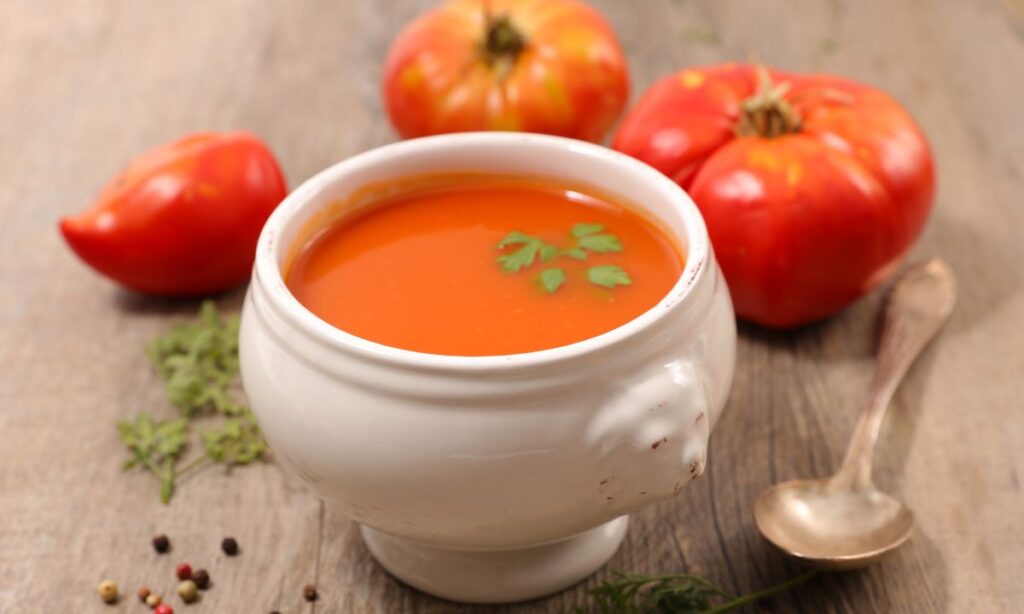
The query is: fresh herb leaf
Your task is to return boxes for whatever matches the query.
[572,223,605,238]
[497,225,631,294]
[202,413,267,465]
[574,570,819,614]
[498,241,542,272]
[579,233,623,254]
[119,300,267,503]
[497,232,560,273]
[588,265,632,288]
[146,301,242,417]
[117,414,190,503]
[538,268,566,293]
[497,231,534,248]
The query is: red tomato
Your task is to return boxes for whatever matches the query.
[383,0,629,142]
[613,64,935,327]
[60,132,287,296]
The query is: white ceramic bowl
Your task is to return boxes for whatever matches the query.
[240,132,736,604]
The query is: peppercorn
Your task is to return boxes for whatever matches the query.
[138,586,151,602]
[177,580,198,603]
[191,568,210,590]
[154,604,174,614]
[152,534,171,554]
[303,584,318,602]
[175,562,192,581]
[146,593,162,607]
[221,536,239,556]
[97,579,118,604]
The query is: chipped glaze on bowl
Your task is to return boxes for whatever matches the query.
[239,132,737,604]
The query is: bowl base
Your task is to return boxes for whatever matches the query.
[360,515,629,604]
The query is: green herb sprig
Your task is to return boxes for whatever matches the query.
[575,569,819,614]
[496,223,632,294]
[118,301,267,503]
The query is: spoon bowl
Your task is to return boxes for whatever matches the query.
[755,478,914,570]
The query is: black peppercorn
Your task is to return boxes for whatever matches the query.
[191,568,210,590]
[221,537,239,556]
[303,584,318,602]
[152,534,171,554]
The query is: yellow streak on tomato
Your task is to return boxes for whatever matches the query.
[746,148,780,171]
[786,162,803,187]
[196,182,219,198]
[679,70,705,89]
[400,64,424,90]
[489,112,521,131]
[543,73,573,121]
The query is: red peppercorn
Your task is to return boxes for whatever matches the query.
[154,604,173,614]
[175,562,192,581]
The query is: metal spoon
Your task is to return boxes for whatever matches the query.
[754,259,957,569]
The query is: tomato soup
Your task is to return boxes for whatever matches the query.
[285,175,684,356]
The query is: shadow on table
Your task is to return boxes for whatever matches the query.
[111,285,247,315]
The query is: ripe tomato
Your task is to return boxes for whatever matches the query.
[613,64,935,327]
[60,132,287,296]
[383,0,629,142]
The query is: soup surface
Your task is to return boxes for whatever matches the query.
[285,175,684,356]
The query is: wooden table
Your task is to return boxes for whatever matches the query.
[3,1,1022,612]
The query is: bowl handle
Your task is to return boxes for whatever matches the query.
[585,358,712,510]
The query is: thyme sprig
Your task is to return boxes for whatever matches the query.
[575,569,819,614]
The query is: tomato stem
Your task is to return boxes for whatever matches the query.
[735,66,803,138]
[482,14,527,74]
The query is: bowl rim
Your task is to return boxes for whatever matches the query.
[253,132,711,372]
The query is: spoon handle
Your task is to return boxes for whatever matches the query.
[829,259,957,492]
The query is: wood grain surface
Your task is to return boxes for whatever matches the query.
[2,1,1022,612]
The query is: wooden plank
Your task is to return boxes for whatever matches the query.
[0,0,1021,612]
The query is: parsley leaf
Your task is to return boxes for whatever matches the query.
[539,244,559,262]
[117,413,190,503]
[146,301,242,417]
[572,223,605,238]
[538,268,566,293]
[119,301,267,503]
[579,233,623,254]
[496,231,558,273]
[560,247,588,260]
[588,265,632,288]
[497,231,534,248]
[202,414,267,465]
[496,224,632,294]
[498,241,541,272]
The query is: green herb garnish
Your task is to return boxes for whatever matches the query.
[118,301,267,503]
[575,569,819,614]
[538,268,567,293]
[572,223,623,254]
[571,223,606,238]
[497,232,559,273]
[117,414,189,503]
[588,264,632,288]
[202,414,268,465]
[496,223,633,293]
